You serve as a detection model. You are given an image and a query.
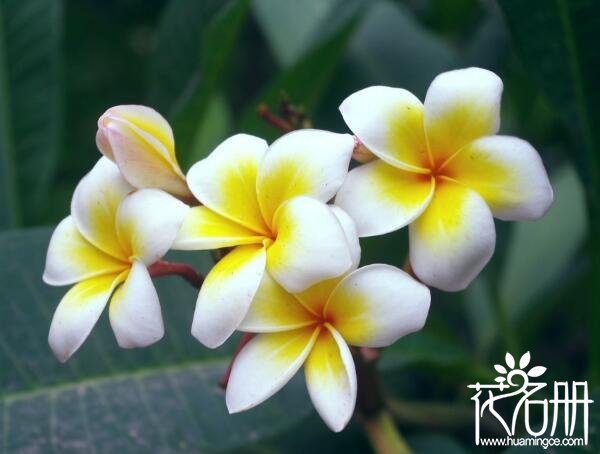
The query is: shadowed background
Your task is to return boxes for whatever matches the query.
[0,0,599,452]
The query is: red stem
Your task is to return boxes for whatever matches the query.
[148,260,204,288]
[219,333,254,389]
[257,104,293,132]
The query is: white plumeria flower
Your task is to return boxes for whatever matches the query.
[172,130,356,348]
[43,157,189,362]
[96,105,192,198]
[226,261,430,432]
[335,67,553,291]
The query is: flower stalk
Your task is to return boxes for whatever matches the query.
[257,104,293,132]
[148,260,204,288]
[354,347,411,454]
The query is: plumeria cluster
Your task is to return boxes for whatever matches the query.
[43,68,553,432]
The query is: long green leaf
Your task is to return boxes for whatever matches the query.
[0,0,62,228]
[252,0,339,68]
[172,0,250,168]
[500,164,587,321]
[499,0,600,383]
[146,0,221,116]
[0,228,313,452]
[348,0,457,97]
[183,93,233,168]
[499,0,600,187]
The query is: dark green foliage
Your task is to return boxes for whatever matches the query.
[0,0,598,451]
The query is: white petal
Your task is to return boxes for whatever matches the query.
[96,128,114,161]
[339,86,430,173]
[325,265,431,347]
[424,67,503,165]
[43,216,128,285]
[226,327,320,413]
[267,196,352,293]
[70,157,133,260]
[330,206,361,270]
[48,273,125,362]
[335,160,434,237]
[116,189,189,265]
[109,261,164,348]
[256,129,354,223]
[191,245,266,348]
[409,180,496,291]
[172,206,265,251]
[186,134,270,234]
[305,326,357,432]
[442,136,553,220]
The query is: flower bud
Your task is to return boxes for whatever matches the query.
[96,105,191,198]
[351,138,376,163]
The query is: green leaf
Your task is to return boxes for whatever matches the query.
[146,0,221,116]
[498,0,600,382]
[499,164,587,322]
[172,0,250,168]
[407,433,468,454]
[0,228,313,451]
[251,0,339,68]
[0,0,62,228]
[239,11,361,141]
[572,388,600,451]
[498,0,600,190]
[183,94,233,168]
[462,275,496,356]
[348,0,457,98]
[380,331,470,372]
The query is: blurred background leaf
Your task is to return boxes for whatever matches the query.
[0,0,598,451]
[239,1,362,141]
[498,0,600,190]
[499,164,587,322]
[0,229,315,452]
[252,0,339,68]
[0,0,62,228]
[170,0,250,168]
[348,0,457,98]
[146,0,222,116]
[498,0,600,383]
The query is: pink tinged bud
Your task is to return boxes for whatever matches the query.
[95,128,114,160]
[96,105,192,199]
[351,138,376,163]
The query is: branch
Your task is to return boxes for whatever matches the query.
[279,96,311,129]
[148,260,204,288]
[257,104,293,132]
[360,411,411,454]
[354,347,412,454]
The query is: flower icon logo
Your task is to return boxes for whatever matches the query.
[493,352,547,390]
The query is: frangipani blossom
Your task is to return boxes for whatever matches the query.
[172,130,356,348]
[43,158,188,362]
[336,67,553,291]
[226,264,431,432]
[96,105,192,198]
